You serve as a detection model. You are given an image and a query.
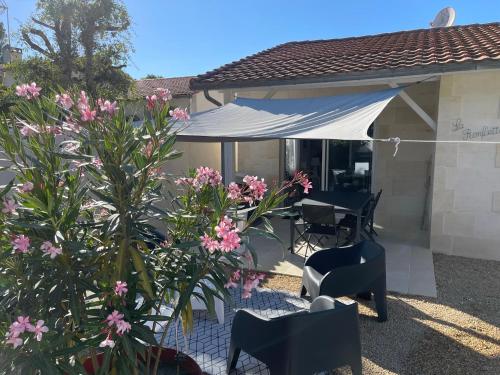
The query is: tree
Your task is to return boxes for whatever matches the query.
[142,74,164,79]
[18,0,132,97]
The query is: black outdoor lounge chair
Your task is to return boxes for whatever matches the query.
[301,240,388,322]
[227,296,362,375]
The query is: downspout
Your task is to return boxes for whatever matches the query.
[203,89,223,107]
[203,89,234,183]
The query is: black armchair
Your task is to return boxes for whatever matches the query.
[227,296,362,375]
[301,240,387,322]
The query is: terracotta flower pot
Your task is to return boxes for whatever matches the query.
[83,346,202,375]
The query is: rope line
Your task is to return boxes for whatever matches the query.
[373,137,500,157]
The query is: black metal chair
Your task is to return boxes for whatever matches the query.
[301,240,387,322]
[301,203,339,257]
[227,296,362,375]
[339,189,382,241]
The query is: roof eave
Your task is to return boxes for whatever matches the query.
[190,60,500,91]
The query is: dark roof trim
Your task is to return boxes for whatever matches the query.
[190,60,500,91]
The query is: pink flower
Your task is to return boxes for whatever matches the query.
[99,335,115,348]
[242,273,266,299]
[40,241,62,259]
[80,106,97,122]
[9,316,32,336]
[114,281,128,297]
[20,124,38,137]
[15,84,29,98]
[19,182,34,193]
[243,175,267,204]
[224,270,241,289]
[169,107,190,122]
[174,177,195,186]
[144,141,154,158]
[92,158,103,169]
[193,166,222,189]
[200,234,220,253]
[78,91,89,110]
[16,83,41,100]
[27,320,48,341]
[55,93,74,110]
[27,83,41,99]
[219,230,241,252]
[12,235,30,253]
[215,216,233,238]
[116,320,131,335]
[146,95,157,111]
[6,335,23,348]
[2,199,18,215]
[227,182,242,200]
[301,180,313,194]
[98,99,119,115]
[156,88,172,102]
[106,310,124,327]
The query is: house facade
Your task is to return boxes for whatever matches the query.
[174,22,500,261]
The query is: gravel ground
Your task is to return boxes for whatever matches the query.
[262,253,500,375]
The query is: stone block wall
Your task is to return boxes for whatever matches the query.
[430,71,500,260]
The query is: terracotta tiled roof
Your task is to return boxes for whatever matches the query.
[135,76,196,97]
[191,23,500,89]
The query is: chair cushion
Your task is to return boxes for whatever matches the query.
[302,266,324,300]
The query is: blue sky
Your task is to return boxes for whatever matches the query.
[4,1,499,79]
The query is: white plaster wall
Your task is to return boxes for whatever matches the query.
[430,70,500,260]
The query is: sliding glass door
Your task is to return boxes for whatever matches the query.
[285,134,373,193]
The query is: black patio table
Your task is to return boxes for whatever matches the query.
[291,191,372,252]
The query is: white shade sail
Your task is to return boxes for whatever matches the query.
[175,87,401,142]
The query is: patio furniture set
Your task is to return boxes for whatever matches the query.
[224,190,388,374]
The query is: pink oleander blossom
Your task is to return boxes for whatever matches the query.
[55,93,74,110]
[27,83,41,98]
[106,310,124,327]
[114,281,128,297]
[27,320,48,341]
[242,273,266,299]
[200,234,220,253]
[10,316,32,336]
[15,84,29,98]
[98,99,119,115]
[20,124,39,137]
[6,335,23,348]
[144,141,154,158]
[243,175,267,204]
[99,335,115,348]
[2,199,18,215]
[174,177,195,186]
[194,166,222,188]
[80,106,97,122]
[19,181,34,193]
[156,88,172,102]
[92,157,103,169]
[78,91,89,110]
[12,235,30,253]
[227,182,242,200]
[146,95,157,110]
[40,241,62,259]
[16,83,41,100]
[215,216,233,238]
[116,320,131,335]
[219,230,241,252]
[224,269,241,289]
[169,107,190,121]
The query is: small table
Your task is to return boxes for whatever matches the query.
[292,191,372,251]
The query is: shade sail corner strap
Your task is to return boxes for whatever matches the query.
[175,87,402,142]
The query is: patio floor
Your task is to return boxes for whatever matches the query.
[162,254,499,375]
[247,217,437,297]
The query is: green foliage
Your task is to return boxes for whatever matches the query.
[0,87,303,373]
[19,0,132,98]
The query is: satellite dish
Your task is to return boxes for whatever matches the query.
[430,7,456,28]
